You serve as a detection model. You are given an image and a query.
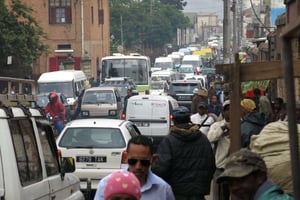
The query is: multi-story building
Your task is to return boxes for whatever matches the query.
[195,14,220,43]
[18,0,110,79]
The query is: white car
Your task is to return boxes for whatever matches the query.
[56,118,141,198]
[178,64,195,78]
[149,80,169,95]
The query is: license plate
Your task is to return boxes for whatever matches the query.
[135,122,150,127]
[178,96,191,100]
[76,156,107,163]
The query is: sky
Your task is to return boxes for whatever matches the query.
[183,0,224,19]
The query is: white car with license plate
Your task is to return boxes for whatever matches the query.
[56,118,141,198]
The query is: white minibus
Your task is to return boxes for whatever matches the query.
[37,70,87,115]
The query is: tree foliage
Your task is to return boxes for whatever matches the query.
[0,0,48,75]
[160,0,187,10]
[109,0,190,51]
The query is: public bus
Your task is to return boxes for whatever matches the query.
[99,53,151,93]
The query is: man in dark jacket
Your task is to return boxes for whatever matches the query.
[152,106,216,200]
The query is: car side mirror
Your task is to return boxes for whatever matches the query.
[60,157,75,180]
[117,96,121,102]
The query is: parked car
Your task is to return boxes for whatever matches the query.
[36,92,71,122]
[80,86,123,119]
[168,80,202,111]
[56,118,141,199]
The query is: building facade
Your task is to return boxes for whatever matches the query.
[20,0,110,79]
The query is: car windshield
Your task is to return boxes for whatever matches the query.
[169,83,199,94]
[82,90,115,104]
[38,82,74,98]
[59,127,126,148]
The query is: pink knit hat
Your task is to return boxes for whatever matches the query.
[104,171,141,200]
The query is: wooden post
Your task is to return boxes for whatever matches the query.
[282,36,300,199]
[229,53,241,153]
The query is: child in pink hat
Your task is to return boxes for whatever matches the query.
[104,171,141,200]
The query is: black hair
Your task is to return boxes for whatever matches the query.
[275,97,284,105]
[254,88,261,96]
[173,115,191,124]
[127,135,154,155]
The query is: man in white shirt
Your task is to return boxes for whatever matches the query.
[207,100,230,200]
[190,102,215,136]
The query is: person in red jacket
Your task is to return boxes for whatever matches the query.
[45,91,66,135]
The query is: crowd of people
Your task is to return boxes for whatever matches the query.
[42,79,295,199]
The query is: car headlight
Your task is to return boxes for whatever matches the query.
[109,110,117,116]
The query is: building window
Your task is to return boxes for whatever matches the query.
[49,0,72,24]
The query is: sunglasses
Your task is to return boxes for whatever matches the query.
[127,158,151,167]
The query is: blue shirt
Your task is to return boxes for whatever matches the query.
[94,168,175,200]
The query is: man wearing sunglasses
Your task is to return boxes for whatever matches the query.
[152,106,216,200]
[94,135,175,200]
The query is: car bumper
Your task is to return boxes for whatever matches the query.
[75,168,126,190]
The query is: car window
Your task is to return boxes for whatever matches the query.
[126,123,141,137]
[83,90,116,104]
[59,128,126,148]
[37,123,60,176]
[10,119,43,186]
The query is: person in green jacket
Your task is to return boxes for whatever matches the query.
[217,149,294,200]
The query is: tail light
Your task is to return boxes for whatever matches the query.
[57,149,62,158]
[121,150,127,164]
[170,114,174,127]
[121,112,126,120]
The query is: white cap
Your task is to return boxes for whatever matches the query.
[193,88,199,94]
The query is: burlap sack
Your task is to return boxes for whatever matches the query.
[250,121,299,193]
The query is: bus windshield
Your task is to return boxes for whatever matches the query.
[101,58,148,85]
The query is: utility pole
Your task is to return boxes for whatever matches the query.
[232,0,237,54]
[223,0,231,63]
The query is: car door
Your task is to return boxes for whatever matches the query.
[37,122,80,200]
[9,118,50,200]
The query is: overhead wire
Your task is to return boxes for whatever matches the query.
[249,0,271,33]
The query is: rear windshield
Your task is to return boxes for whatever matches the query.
[82,90,115,104]
[58,127,126,148]
[150,82,164,89]
[169,83,200,94]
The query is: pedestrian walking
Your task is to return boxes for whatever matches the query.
[207,100,231,200]
[152,106,216,200]
[191,88,208,114]
[240,98,266,148]
[190,102,215,136]
[94,135,175,200]
[217,149,294,200]
[104,171,141,200]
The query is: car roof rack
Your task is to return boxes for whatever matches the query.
[0,76,37,107]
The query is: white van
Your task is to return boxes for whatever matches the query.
[37,70,87,115]
[125,95,179,137]
[151,70,179,84]
[154,57,175,71]
[182,55,203,74]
